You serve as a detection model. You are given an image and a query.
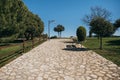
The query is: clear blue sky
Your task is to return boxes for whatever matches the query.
[23,0,120,37]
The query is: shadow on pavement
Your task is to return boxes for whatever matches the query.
[62,45,89,51]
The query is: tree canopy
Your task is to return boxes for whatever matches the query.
[54,24,65,37]
[83,6,111,24]
[0,0,44,41]
[90,17,113,49]
[83,6,113,37]
[76,26,86,42]
[114,18,120,30]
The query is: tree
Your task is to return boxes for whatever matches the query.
[54,24,65,38]
[0,0,44,42]
[76,26,86,48]
[54,27,59,37]
[0,0,28,38]
[83,6,112,37]
[59,25,65,37]
[90,17,113,49]
[114,18,120,31]
[0,0,29,43]
[24,13,44,40]
[89,30,92,37]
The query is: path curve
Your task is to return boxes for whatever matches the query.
[0,39,120,80]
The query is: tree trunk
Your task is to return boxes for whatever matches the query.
[23,40,25,52]
[39,35,40,43]
[31,34,33,40]
[58,32,60,38]
[32,39,34,48]
[60,32,61,38]
[98,35,100,40]
[58,32,59,37]
[100,36,102,50]
[24,33,29,40]
[39,35,42,43]
[89,30,92,37]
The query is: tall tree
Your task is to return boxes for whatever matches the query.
[34,15,44,37]
[83,6,112,37]
[90,17,113,49]
[24,12,44,40]
[0,0,28,38]
[0,0,44,41]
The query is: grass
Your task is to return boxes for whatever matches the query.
[83,37,120,66]
[0,38,46,67]
[0,45,22,58]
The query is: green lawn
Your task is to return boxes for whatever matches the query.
[83,37,120,66]
[0,45,22,58]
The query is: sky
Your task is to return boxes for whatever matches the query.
[23,0,120,37]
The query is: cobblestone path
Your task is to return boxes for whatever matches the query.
[0,39,120,80]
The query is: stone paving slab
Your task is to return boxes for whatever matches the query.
[0,39,120,80]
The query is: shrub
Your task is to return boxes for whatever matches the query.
[76,26,86,42]
[72,38,77,42]
[50,36,57,39]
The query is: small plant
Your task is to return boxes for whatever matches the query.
[72,38,77,43]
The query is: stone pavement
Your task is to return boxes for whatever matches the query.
[0,39,120,80]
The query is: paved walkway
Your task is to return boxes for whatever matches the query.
[0,39,120,80]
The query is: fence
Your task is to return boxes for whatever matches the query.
[0,38,46,67]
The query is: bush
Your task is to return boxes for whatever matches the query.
[50,36,57,39]
[76,26,86,42]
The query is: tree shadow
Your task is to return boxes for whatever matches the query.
[62,45,89,51]
[107,40,120,46]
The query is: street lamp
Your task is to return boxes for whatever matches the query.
[48,20,55,40]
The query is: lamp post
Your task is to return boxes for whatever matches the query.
[48,20,55,40]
